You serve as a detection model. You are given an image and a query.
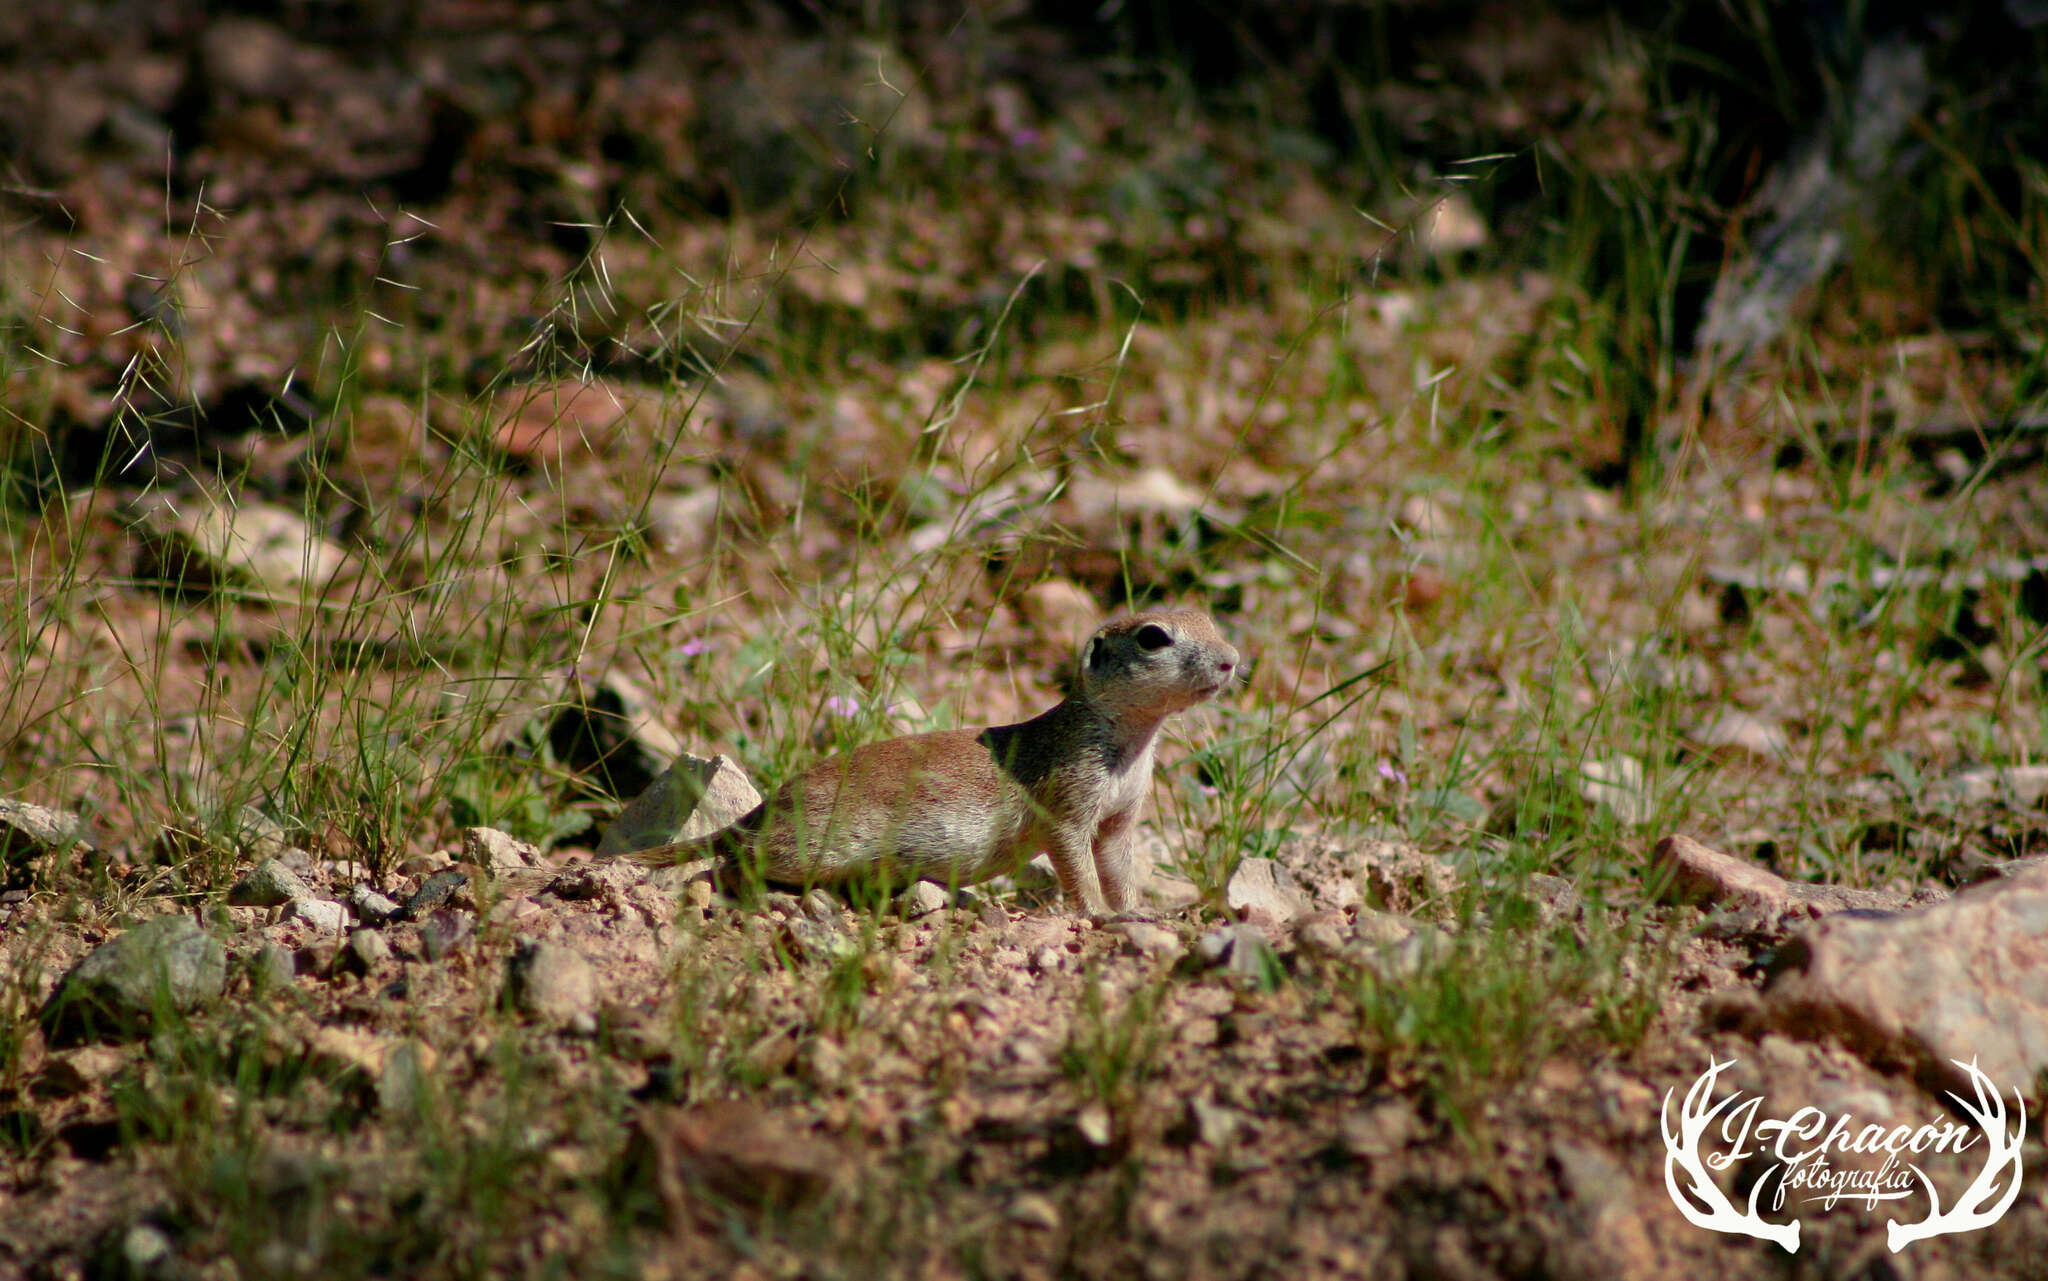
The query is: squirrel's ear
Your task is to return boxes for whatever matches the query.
[1082,638,1101,670]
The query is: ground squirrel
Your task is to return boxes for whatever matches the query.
[554,609,1238,914]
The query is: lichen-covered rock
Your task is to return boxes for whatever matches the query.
[41,916,227,1043]
[227,857,312,907]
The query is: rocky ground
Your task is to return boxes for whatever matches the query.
[3,3,2047,1278]
[7,800,2048,1278]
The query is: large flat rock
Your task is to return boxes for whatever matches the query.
[1760,862,2048,1096]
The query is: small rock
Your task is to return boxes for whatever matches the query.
[1708,562,1813,617]
[1651,834,1790,913]
[1029,945,1065,973]
[1293,910,1351,957]
[1650,834,1909,917]
[396,851,452,877]
[283,898,347,933]
[1925,764,2048,810]
[419,909,474,961]
[490,894,544,928]
[1580,756,1651,825]
[1075,1102,1113,1147]
[1419,190,1488,256]
[1195,925,1283,987]
[305,1025,396,1081]
[644,856,719,898]
[462,827,539,872]
[0,797,92,885]
[1397,491,1456,538]
[348,885,402,925]
[781,915,854,964]
[1550,1140,1664,1277]
[41,916,227,1042]
[1521,874,1581,924]
[1399,565,1448,611]
[644,488,723,555]
[343,928,392,973]
[227,858,311,907]
[121,1223,172,1270]
[250,943,295,990]
[801,889,841,923]
[133,488,351,596]
[1188,1096,1247,1147]
[1338,1100,1419,1158]
[597,751,763,855]
[1226,857,1311,927]
[1692,709,1792,759]
[1331,837,1458,915]
[376,1040,437,1114]
[1352,911,1427,948]
[1006,1193,1062,1230]
[542,858,634,902]
[294,941,338,977]
[1115,921,1183,961]
[0,797,91,852]
[507,940,599,1026]
[1066,466,1213,529]
[1344,924,1445,983]
[220,807,289,860]
[201,17,304,97]
[898,881,950,920]
[1012,853,1062,897]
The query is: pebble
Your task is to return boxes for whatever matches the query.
[344,928,392,972]
[1115,921,1183,960]
[1225,857,1311,927]
[898,881,950,919]
[419,910,474,961]
[1007,1194,1062,1230]
[508,939,599,1026]
[348,885,402,925]
[250,943,295,990]
[283,898,347,933]
[228,858,311,907]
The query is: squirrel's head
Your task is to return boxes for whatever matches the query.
[1077,609,1239,719]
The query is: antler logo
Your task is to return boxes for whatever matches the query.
[1885,1058,2028,1251]
[1661,1056,2027,1254]
[1662,1057,1800,1251]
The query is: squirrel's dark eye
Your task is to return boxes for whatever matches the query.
[1135,624,1173,651]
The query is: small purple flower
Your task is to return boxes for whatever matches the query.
[678,638,712,658]
[1377,761,1408,786]
[824,694,862,717]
